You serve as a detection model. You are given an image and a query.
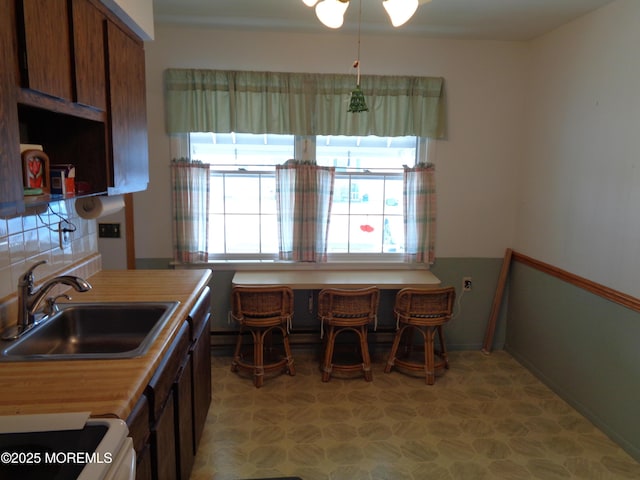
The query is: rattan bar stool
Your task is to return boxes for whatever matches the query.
[317,286,380,382]
[230,286,296,388]
[384,287,456,385]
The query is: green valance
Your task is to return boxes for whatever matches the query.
[164,68,446,138]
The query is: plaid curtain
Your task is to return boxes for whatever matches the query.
[404,163,436,265]
[276,161,335,262]
[170,159,210,263]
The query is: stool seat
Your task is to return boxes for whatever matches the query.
[385,287,455,385]
[318,287,379,382]
[231,286,296,388]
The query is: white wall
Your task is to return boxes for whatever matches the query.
[97,209,128,270]
[137,26,526,260]
[516,0,640,297]
[101,0,154,40]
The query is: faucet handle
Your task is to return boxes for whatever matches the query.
[18,260,47,287]
[44,294,71,316]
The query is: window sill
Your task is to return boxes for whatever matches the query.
[172,260,430,272]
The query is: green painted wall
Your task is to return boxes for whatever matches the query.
[506,262,640,462]
[136,257,507,350]
[431,257,507,351]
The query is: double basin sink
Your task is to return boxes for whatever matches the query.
[0,301,179,362]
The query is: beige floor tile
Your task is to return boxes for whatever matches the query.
[193,351,639,479]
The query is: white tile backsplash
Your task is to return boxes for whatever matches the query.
[0,198,99,299]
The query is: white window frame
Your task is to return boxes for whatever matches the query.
[170,134,432,263]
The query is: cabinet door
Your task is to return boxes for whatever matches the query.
[136,444,153,480]
[106,21,149,194]
[151,393,177,480]
[126,394,151,459]
[189,287,212,452]
[71,0,107,110]
[147,322,190,421]
[192,314,211,452]
[19,0,73,100]
[0,0,23,217]
[174,358,194,480]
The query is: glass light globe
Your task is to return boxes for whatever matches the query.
[315,0,349,29]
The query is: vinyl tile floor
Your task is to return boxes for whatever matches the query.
[190,350,640,480]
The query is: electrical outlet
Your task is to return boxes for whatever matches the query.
[98,223,121,238]
[463,276,472,291]
[58,221,72,249]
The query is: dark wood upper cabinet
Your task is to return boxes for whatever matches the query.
[18,0,74,101]
[0,0,23,217]
[106,21,149,194]
[1,0,149,217]
[72,0,107,111]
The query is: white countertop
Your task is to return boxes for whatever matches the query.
[232,269,441,289]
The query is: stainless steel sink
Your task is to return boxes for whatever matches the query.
[0,302,179,361]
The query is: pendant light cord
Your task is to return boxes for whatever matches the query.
[355,0,363,84]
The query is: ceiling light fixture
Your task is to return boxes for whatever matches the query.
[315,0,349,29]
[303,0,426,29]
[383,0,419,27]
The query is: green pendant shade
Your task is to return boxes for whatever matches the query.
[348,85,369,113]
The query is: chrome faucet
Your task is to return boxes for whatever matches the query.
[10,260,92,338]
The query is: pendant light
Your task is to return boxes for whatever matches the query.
[315,0,349,29]
[383,0,419,27]
[303,0,426,29]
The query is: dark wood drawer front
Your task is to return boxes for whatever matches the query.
[147,321,190,420]
[126,394,150,455]
[188,287,211,342]
[192,315,211,452]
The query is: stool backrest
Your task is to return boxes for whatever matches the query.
[231,285,294,321]
[318,286,380,320]
[394,287,456,319]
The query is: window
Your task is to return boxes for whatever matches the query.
[328,173,404,255]
[314,135,415,256]
[188,132,427,260]
[190,133,292,259]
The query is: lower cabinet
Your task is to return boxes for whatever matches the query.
[175,349,194,480]
[189,287,212,454]
[127,394,153,480]
[126,287,211,480]
[153,393,177,480]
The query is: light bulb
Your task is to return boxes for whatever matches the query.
[315,0,349,29]
[302,0,318,6]
[383,0,419,27]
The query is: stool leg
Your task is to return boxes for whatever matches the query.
[437,325,449,369]
[253,330,265,388]
[231,326,244,372]
[282,326,296,376]
[385,326,404,373]
[321,326,336,382]
[359,326,372,382]
[425,327,436,385]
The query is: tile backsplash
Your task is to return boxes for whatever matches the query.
[0,198,98,299]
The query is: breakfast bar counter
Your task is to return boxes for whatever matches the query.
[0,268,212,419]
[232,269,441,290]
